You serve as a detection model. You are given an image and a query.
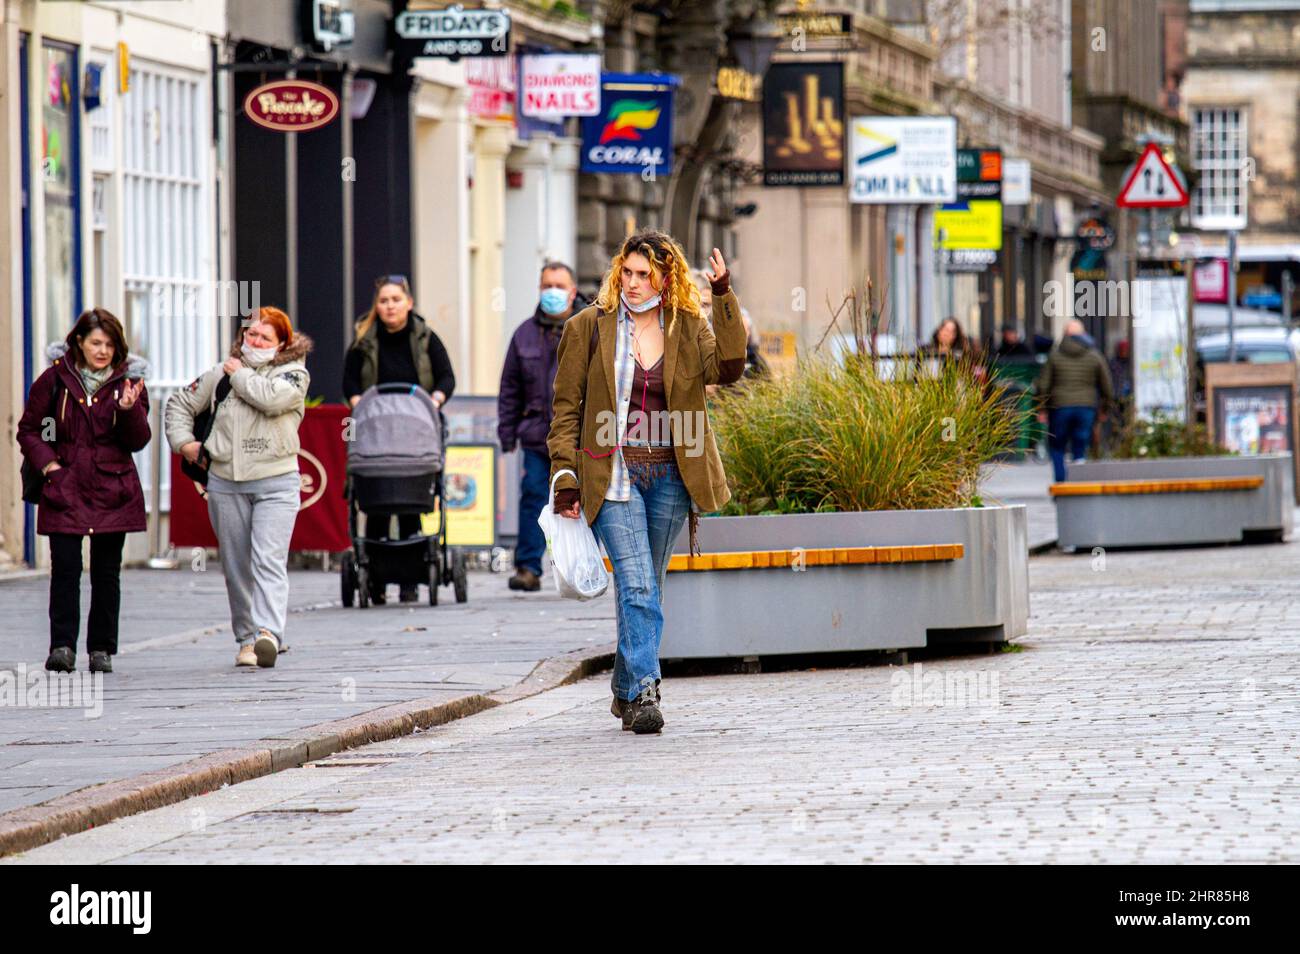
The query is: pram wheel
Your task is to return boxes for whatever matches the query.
[340,552,357,608]
[357,565,371,609]
[428,558,440,606]
[453,551,468,604]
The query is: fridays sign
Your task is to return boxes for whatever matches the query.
[520,54,600,119]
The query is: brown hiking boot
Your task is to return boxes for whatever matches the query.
[623,685,664,734]
[508,568,541,591]
[236,644,257,667]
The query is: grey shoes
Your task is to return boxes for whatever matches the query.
[89,651,112,673]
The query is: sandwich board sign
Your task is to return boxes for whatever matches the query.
[1117,142,1189,208]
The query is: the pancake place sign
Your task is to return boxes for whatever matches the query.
[243,79,340,132]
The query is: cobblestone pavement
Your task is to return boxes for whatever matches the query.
[0,567,611,816]
[10,529,1298,864]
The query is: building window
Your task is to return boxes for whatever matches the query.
[1191,106,1247,229]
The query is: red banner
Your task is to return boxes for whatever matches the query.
[169,404,351,552]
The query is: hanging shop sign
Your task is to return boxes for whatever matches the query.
[762,62,844,187]
[848,116,956,203]
[934,148,1003,251]
[243,79,340,132]
[304,0,355,53]
[1070,213,1115,281]
[465,57,515,123]
[776,12,852,38]
[395,4,511,60]
[941,249,998,274]
[1194,259,1229,303]
[1002,157,1031,205]
[520,54,601,119]
[716,65,761,102]
[579,73,679,176]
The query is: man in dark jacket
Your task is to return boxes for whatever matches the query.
[498,262,585,591]
[1037,319,1114,482]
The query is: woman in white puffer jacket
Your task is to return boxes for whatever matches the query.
[165,307,312,669]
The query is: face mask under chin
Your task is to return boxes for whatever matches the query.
[621,291,662,314]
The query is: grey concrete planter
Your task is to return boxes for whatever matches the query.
[1056,454,1294,550]
[660,506,1028,659]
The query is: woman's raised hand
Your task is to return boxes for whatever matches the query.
[118,378,144,410]
[704,247,727,283]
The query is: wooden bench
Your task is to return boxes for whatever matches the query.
[1049,475,1264,497]
[602,543,964,574]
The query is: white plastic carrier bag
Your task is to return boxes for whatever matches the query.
[536,469,610,601]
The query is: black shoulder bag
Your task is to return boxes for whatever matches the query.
[180,374,233,486]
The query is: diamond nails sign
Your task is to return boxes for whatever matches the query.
[244,80,340,132]
[520,54,601,120]
[395,4,511,60]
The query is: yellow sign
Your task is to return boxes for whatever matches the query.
[117,42,130,94]
[934,199,1003,251]
[716,66,760,101]
[422,444,496,546]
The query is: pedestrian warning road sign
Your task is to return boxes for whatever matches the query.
[1117,142,1189,208]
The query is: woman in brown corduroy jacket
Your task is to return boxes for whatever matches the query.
[547,230,748,734]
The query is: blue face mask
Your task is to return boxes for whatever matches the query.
[620,292,662,314]
[539,287,572,316]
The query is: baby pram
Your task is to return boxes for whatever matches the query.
[339,383,468,607]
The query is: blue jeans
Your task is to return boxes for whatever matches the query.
[515,448,550,576]
[1048,406,1097,482]
[592,464,691,702]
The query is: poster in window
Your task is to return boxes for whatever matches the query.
[1213,386,1293,456]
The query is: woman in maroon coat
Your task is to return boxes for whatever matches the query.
[17,309,150,674]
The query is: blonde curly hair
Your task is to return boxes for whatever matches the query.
[596,229,702,318]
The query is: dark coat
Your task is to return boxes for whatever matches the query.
[498,306,567,453]
[16,344,151,536]
[1037,334,1114,410]
[342,311,456,400]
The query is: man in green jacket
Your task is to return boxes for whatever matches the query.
[1037,319,1114,482]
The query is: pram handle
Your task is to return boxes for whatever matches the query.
[373,382,428,397]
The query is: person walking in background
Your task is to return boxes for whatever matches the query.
[166,308,311,668]
[497,261,586,592]
[1037,318,1114,482]
[17,309,150,674]
[994,323,1033,359]
[548,232,748,734]
[928,317,969,362]
[342,275,455,603]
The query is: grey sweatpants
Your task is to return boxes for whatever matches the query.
[206,472,301,647]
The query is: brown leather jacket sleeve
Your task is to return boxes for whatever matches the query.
[546,309,590,493]
[701,288,748,386]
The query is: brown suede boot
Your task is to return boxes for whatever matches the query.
[508,568,541,591]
